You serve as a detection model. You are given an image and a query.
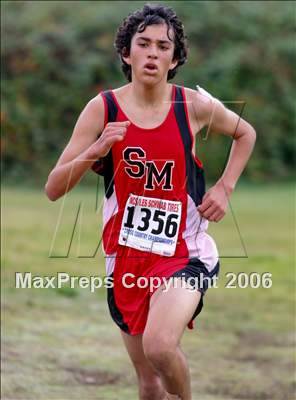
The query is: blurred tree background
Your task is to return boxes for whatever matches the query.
[2,1,295,186]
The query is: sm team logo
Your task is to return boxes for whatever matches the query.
[123,147,174,191]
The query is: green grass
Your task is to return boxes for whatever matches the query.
[2,182,295,400]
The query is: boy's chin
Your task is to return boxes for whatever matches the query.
[133,73,165,86]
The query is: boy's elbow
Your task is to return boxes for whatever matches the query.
[251,127,256,141]
[249,127,257,146]
[44,182,59,201]
[243,124,256,144]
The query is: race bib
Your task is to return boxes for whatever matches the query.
[119,194,182,257]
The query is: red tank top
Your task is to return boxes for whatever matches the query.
[92,84,206,256]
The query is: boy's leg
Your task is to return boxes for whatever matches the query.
[142,278,202,400]
[120,331,168,400]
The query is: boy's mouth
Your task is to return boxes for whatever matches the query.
[144,63,158,72]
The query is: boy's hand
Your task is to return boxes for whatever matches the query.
[90,121,130,158]
[197,180,232,222]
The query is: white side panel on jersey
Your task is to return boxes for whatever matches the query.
[105,254,116,276]
[103,191,118,228]
[102,190,118,255]
[183,195,219,272]
[183,194,208,236]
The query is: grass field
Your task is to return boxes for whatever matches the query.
[2,182,295,400]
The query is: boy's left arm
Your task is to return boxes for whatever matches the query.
[196,96,256,222]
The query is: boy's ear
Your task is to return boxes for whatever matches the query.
[122,47,131,65]
[169,59,178,71]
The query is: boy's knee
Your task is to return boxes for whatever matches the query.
[139,375,166,400]
[143,333,177,371]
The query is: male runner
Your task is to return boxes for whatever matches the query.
[45,4,256,400]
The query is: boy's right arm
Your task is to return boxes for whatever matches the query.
[44,94,130,201]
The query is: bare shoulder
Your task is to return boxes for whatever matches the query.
[85,93,105,120]
[184,86,215,105]
[85,84,129,128]
[68,93,106,145]
[184,86,219,135]
[74,92,107,138]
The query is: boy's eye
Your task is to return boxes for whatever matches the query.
[138,42,169,50]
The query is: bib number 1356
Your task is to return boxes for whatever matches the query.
[119,194,182,257]
[124,206,178,237]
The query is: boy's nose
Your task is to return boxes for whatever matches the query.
[148,46,158,59]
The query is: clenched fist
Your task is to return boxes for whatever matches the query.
[197,179,232,222]
[91,121,130,159]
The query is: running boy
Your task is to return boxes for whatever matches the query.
[45,4,256,400]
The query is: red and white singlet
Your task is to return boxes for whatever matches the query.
[92,84,219,335]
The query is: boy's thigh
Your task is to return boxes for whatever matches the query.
[145,278,202,344]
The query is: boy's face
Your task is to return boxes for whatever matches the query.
[123,23,178,84]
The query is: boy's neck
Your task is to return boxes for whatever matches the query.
[128,80,172,108]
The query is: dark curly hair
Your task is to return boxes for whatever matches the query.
[114,3,188,82]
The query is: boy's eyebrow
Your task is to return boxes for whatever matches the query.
[136,36,172,44]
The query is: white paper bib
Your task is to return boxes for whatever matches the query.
[119,194,182,257]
